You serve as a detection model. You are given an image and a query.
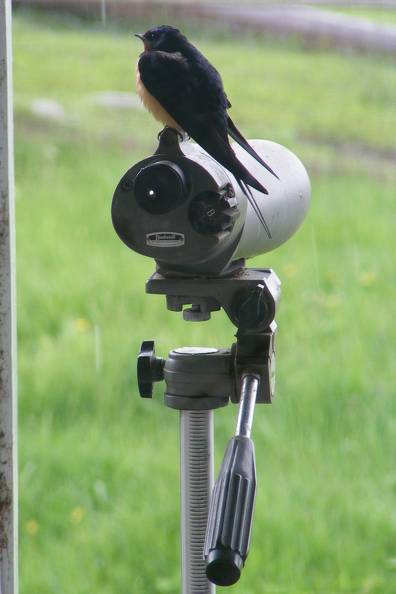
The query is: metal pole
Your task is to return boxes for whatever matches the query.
[180,411,215,594]
[235,375,259,439]
[0,1,18,593]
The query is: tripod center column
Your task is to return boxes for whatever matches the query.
[180,409,215,594]
[163,345,231,593]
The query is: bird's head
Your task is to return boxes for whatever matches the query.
[135,25,187,53]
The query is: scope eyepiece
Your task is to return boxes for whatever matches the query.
[134,160,187,215]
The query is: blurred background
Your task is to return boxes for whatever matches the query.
[13,1,395,593]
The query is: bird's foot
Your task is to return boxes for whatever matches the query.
[158,126,184,142]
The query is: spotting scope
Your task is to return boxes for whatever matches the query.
[112,128,311,276]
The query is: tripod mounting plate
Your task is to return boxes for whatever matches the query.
[146,268,281,332]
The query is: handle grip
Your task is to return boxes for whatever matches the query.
[204,435,256,586]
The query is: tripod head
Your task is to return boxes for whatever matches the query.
[136,267,279,585]
[138,268,279,407]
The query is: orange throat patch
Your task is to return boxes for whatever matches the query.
[136,65,182,131]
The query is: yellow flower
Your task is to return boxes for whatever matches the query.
[26,519,39,536]
[325,293,342,309]
[73,318,91,333]
[70,506,85,524]
[283,263,298,279]
[359,271,376,287]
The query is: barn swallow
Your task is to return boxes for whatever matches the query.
[135,25,279,233]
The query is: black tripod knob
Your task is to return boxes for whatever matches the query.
[137,340,165,398]
[205,436,256,586]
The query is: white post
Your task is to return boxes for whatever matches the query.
[0,1,18,594]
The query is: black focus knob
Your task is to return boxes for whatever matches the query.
[137,340,165,398]
[189,189,239,235]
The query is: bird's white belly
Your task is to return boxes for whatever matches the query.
[136,64,182,131]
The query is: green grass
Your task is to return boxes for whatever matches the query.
[14,11,396,594]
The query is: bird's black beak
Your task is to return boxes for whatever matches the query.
[135,33,151,50]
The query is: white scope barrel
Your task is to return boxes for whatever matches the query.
[232,140,311,259]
